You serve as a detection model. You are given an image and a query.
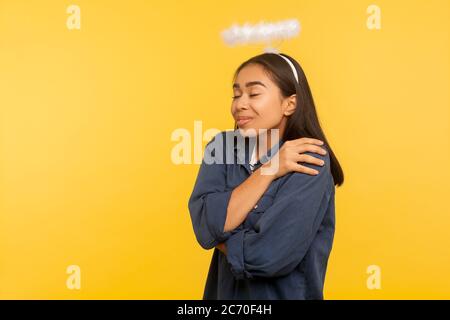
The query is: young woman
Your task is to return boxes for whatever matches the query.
[188,52,344,300]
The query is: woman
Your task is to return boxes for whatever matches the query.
[188,52,344,299]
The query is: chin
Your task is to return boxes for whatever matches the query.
[239,126,278,138]
[237,127,259,138]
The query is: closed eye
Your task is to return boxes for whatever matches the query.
[232,94,260,100]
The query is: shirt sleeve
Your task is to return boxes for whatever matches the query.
[188,131,235,250]
[224,148,333,279]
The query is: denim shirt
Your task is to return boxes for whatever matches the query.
[188,130,335,299]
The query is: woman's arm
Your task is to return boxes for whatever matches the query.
[223,166,276,232]
[224,147,332,279]
[188,131,326,251]
[222,138,327,233]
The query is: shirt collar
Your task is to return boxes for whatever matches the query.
[232,129,285,170]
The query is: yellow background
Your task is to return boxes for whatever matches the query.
[1,0,449,299]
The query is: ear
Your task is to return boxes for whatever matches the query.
[283,94,297,116]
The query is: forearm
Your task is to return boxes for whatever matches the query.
[223,164,275,232]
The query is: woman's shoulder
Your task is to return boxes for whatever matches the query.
[275,145,333,194]
[203,130,236,165]
[204,130,246,164]
[205,130,239,150]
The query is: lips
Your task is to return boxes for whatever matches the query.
[236,116,253,126]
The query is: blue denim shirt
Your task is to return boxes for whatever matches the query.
[188,130,335,299]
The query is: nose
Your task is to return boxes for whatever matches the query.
[236,98,250,111]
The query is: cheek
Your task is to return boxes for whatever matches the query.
[253,98,283,129]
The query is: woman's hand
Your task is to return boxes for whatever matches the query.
[261,137,327,179]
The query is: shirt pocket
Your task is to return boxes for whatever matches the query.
[252,193,275,213]
[245,194,275,230]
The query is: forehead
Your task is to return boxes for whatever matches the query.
[234,64,273,88]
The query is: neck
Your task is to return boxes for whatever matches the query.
[255,128,283,163]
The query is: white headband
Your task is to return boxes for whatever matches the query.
[276,54,299,83]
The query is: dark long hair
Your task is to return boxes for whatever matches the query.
[232,52,344,187]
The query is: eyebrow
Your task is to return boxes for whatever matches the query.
[232,81,267,89]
